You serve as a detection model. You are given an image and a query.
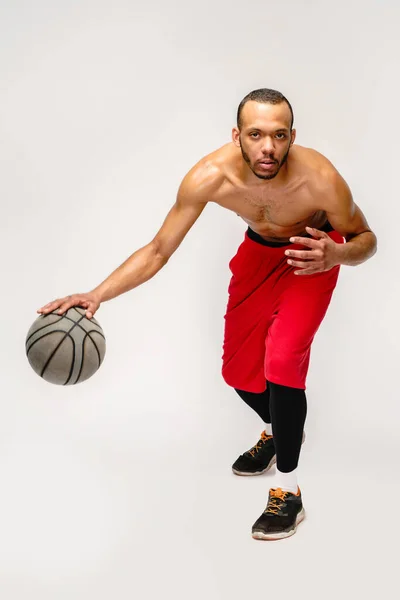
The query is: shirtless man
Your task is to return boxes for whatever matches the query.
[38,88,377,541]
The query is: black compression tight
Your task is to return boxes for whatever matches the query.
[234,385,272,423]
[234,381,307,473]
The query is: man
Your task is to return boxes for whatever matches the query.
[38,88,377,541]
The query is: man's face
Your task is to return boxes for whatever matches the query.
[233,101,296,181]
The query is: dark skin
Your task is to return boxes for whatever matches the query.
[38,100,377,317]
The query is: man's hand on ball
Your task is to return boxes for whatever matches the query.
[37,291,101,319]
[285,226,342,275]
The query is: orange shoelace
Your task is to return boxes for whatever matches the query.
[248,431,273,457]
[264,488,291,515]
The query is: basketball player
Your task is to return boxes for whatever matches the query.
[38,89,377,540]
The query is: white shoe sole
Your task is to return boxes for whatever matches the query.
[232,431,306,477]
[252,507,306,541]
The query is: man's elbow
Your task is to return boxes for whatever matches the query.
[151,239,174,264]
[345,229,377,244]
[345,229,378,260]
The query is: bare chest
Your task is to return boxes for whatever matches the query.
[241,189,309,224]
[214,181,326,240]
[219,183,317,223]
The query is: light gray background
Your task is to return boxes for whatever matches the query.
[0,0,398,598]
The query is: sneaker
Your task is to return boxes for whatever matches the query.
[232,430,306,476]
[232,431,276,476]
[252,487,305,541]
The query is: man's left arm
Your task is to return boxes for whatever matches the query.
[323,172,378,266]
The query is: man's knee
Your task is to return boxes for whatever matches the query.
[265,349,310,389]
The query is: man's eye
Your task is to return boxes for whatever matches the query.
[250,133,259,138]
[276,133,286,139]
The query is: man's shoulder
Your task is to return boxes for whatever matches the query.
[294,146,350,210]
[178,143,235,204]
[294,145,337,175]
[188,141,236,175]
[294,145,344,191]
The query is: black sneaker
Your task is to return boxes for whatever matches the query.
[232,431,276,476]
[252,487,305,541]
[232,430,306,476]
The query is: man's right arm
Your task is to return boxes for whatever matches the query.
[37,162,222,317]
[92,170,212,302]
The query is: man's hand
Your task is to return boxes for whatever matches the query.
[37,291,101,319]
[285,226,342,276]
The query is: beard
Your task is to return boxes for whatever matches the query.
[240,140,291,180]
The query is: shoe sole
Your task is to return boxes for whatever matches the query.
[252,507,306,541]
[232,432,306,477]
[232,454,276,476]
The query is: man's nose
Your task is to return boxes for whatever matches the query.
[261,138,275,154]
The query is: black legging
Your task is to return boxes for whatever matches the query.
[235,381,307,473]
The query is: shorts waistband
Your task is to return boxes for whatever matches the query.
[246,220,334,247]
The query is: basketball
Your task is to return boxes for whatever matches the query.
[26,307,106,385]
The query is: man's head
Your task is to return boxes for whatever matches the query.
[233,88,296,181]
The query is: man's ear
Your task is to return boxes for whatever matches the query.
[232,127,241,147]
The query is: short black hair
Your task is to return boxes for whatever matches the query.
[237,88,294,131]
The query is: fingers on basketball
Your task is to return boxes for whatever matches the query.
[37,299,62,314]
[38,296,92,318]
[56,296,88,316]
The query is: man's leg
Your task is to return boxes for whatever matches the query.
[263,263,340,488]
[232,382,307,480]
[268,381,307,494]
[234,386,271,426]
[252,265,341,540]
[231,386,276,475]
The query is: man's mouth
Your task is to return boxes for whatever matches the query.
[258,160,277,169]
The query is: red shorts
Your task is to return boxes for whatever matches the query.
[222,223,344,392]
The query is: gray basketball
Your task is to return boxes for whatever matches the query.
[26,307,106,385]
